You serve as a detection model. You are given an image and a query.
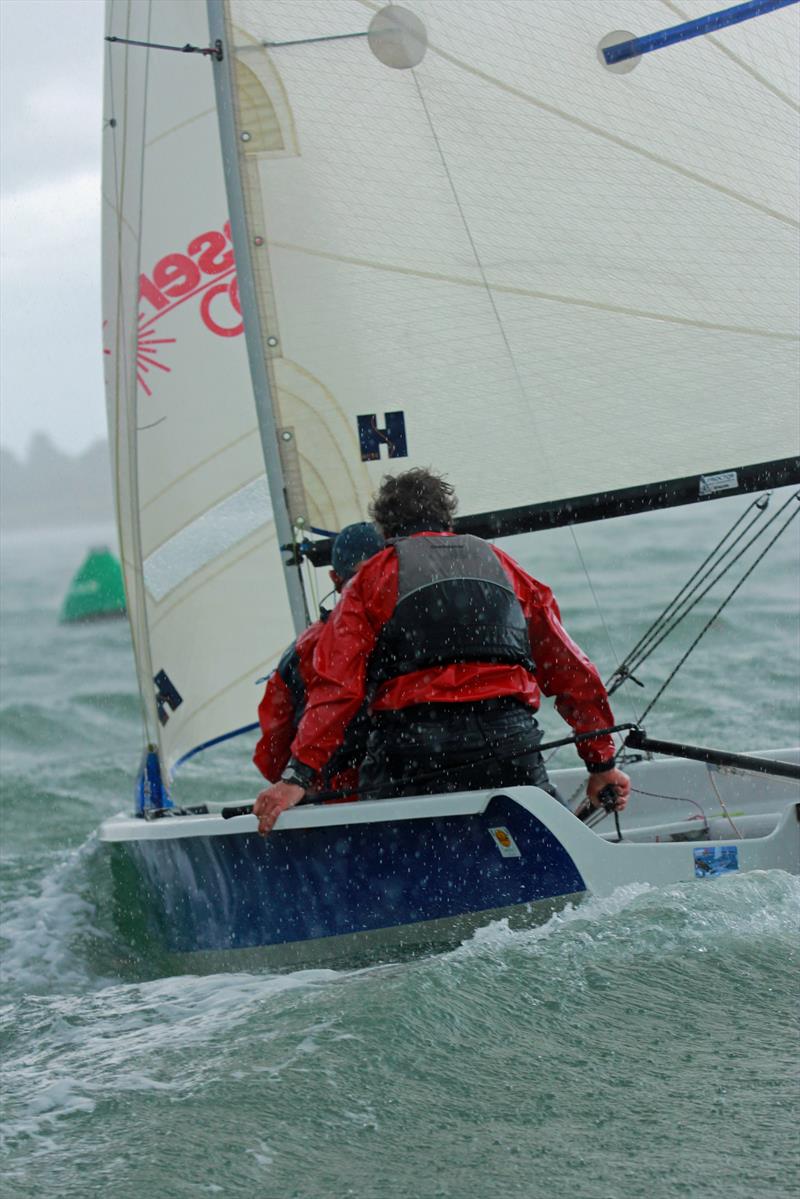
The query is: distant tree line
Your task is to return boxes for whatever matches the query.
[0,435,114,529]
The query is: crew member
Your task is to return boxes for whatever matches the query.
[255,469,630,833]
[253,521,383,798]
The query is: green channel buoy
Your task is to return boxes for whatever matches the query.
[60,546,126,624]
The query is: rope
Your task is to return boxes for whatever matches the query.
[706,768,743,839]
[582,783,710,834]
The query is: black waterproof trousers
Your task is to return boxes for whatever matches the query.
[359,697,565,803]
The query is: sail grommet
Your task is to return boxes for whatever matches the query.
[268,336,279,347]
[368,5,427,69]
[240,131,252,142]
[598,30,641,73]
[254,236,264,246]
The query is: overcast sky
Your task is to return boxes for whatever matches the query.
[1,0,105,457]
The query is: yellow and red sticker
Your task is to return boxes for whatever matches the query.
[488,826,521,858]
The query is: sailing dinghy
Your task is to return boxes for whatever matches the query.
[100,0,800,962]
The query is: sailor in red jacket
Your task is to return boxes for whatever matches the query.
[253,521,384,796]
[255,469,630,834]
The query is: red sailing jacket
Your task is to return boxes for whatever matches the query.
[291,532,617,774]
[253,618,361,798]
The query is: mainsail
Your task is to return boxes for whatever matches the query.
[103,0,799,782]
[211,0,798,534]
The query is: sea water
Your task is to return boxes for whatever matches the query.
[1,495,798,1198]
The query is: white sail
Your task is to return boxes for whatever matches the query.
[215,0,799,528]
[103,0,799,775]
[103,0,296,773]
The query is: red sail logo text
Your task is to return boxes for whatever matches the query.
[135,221,243,395]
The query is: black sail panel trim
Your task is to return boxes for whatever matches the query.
[456,457,800,540]
[294,458,799,566]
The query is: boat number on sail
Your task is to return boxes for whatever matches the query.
[131,222,244,395]
[489,827,521,859]
[357,412,408,461]
[693,845,739,878]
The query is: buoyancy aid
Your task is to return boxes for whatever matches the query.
[277,611,369,785]
[274,641,306,729]
[368,534,535,689]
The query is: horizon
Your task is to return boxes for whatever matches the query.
[1,430,109,464]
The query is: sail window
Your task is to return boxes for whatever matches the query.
[368,5,428,69]
[597,30,641,74]
[143,477,274,601]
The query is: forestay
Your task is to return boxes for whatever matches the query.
[103,0,295,773]
[216,0,799,530]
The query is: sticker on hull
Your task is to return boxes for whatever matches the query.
[693,845,739,878]
[489,827,521,858]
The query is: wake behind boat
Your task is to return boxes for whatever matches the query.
[100,0,800,962]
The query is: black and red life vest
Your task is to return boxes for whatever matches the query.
[368,534,535,689]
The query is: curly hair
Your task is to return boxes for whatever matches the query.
[369,468,458,537]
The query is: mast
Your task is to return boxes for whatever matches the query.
[207,0,308,635]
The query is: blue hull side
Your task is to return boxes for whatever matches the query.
[110,795,586,954]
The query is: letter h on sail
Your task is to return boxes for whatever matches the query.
[153,669,183,726]
[357,411,408,461]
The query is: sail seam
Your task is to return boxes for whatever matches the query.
[139,427,260,513]
[162,642,287,762]
[353,0,798,229]
[268,240,798,342]
[148,526,275,630]
[142,469,268,557]
[430,43,797,227]
[144,104,217,149]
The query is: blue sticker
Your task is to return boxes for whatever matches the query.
[693,845,739,878]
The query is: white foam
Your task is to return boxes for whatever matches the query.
[0,836,106,995]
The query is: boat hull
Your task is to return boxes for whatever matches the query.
[101,751,800,961]
[108,793,585,955]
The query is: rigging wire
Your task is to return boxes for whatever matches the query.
[607,491,791,694]
[607,492,772,691]
[559,493,797,802]
[636,493,800,722]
